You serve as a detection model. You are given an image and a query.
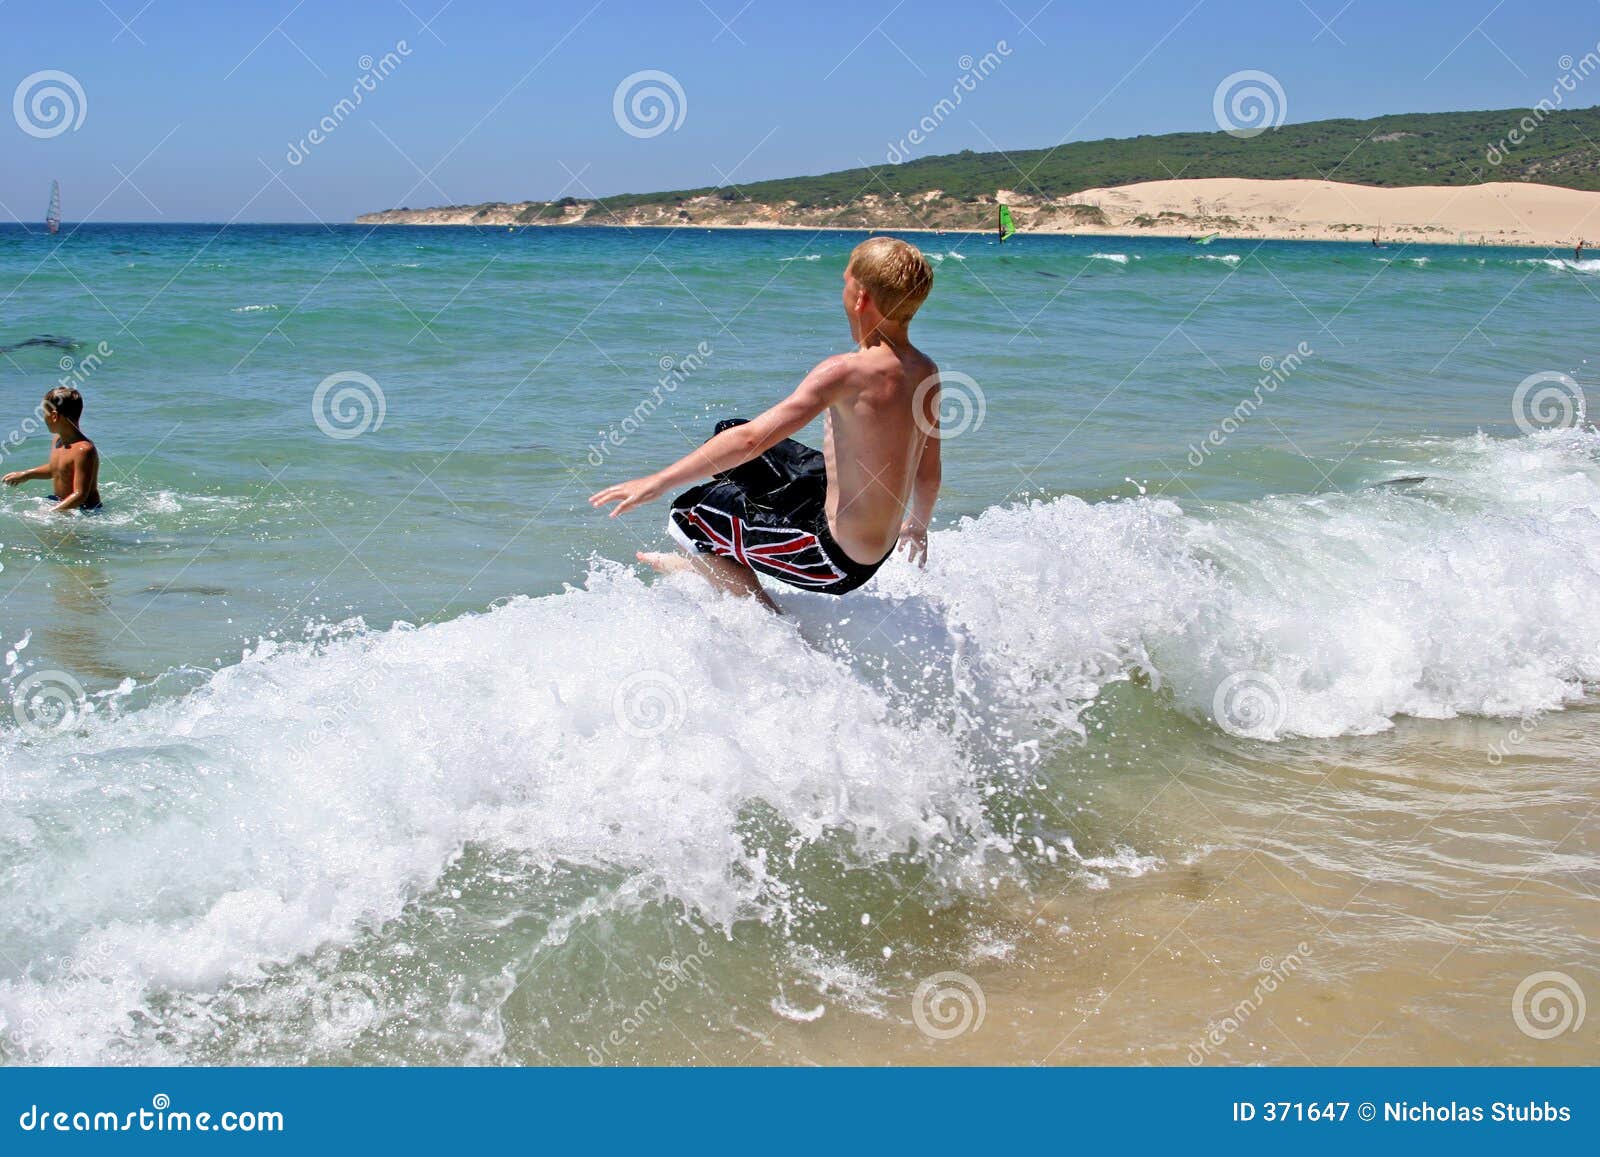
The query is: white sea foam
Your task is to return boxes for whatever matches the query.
[4,429,1599,1061]
[1521,257,1600,274]
[1090,253,1129,264]
[229,303,278,313]
[1194,254,1241,265]
[873,428,1600,740]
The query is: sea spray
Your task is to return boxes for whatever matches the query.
[4,429,1600,1062]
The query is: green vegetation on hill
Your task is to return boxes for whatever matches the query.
[585,106,1600,212]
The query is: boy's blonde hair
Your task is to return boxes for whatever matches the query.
[847,236,934,324]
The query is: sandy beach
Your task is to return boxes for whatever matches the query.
[357,178,1600,249]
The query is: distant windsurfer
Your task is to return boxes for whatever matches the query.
[1577,239,1586,263]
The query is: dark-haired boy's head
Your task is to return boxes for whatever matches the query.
[43,386,83,425]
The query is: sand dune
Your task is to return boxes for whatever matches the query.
[1055,177,1600,246]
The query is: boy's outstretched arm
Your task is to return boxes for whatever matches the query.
[590,357,850,517]
[898,382,941,567]
[1,463,50,487]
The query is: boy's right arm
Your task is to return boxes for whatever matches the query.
[2,464,50,486]
[590,356,852,517]
[899,381,942,567]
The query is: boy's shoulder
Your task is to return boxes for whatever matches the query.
[58,437,97,456]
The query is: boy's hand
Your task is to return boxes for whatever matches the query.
[2,472,23,486]
[589,475,667,517]
[897,519,929,567]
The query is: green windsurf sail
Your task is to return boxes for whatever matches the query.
[998,204,1016,242]
[1193,232,1219,245]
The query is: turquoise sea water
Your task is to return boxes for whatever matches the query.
[1,224,1597,1064]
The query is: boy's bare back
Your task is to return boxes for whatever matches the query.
[48,437,100,509]
[821,339,938,564]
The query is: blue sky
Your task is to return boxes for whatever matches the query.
[1,0,1594,222]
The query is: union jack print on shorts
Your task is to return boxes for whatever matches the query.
[667,500,847,589]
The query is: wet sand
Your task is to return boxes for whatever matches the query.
[743,708,1599,1065]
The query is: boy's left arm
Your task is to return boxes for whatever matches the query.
[590,357,850,517]
[2,463,51,486]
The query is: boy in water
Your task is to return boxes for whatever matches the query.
[2,386,102,512]
[590,236,940,611]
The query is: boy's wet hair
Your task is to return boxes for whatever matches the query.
[847,236,934,324]
[43,386,84,424]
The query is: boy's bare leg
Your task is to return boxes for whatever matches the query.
[637,550,780,613]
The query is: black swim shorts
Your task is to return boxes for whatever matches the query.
[667,419,890,596]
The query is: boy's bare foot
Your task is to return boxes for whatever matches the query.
[636,551,691,575]
[635,550,779,613]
